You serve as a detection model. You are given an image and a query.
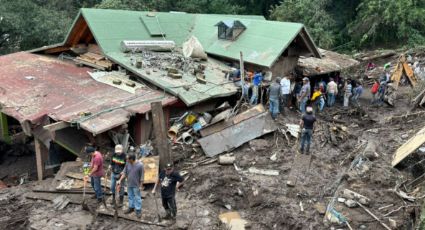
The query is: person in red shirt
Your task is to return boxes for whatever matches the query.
[85,146,105,202]
[370,79,380,104]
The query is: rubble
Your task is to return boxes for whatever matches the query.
[1,45,425,229]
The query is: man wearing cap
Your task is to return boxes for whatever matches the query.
[118,154,144,218]
[298,77,311,114]
[152,163,184,220]
[109,144,126,207]
[299,106,316,154]
[85,146,105,202]
[268,77,281,120]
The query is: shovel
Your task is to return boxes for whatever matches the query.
[82,176,89,211]
[153,193,162,222]
[114,182,120,221]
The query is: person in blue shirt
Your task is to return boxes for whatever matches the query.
[250,71,263,105]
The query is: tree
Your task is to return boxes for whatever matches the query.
[348,0,425,48]
[270,0,337,49]
[0,0,99,55]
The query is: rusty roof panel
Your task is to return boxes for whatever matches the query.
[0,52,177,134]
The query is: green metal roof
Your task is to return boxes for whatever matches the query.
[77,8,315,68]
[48,9,320,106]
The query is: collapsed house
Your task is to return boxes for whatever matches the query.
[0,8,324,181]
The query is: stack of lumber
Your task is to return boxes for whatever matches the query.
[75,52,113,70]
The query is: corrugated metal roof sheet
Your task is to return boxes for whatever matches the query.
[0,52,177,134]
[33,9,320,106]
[77,8,316,68]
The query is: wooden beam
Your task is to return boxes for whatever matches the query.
[392,126,425,167]
[69,17,89,46]
[44,46,70,54]
[0,113,11,144]
[299,29,321,58]
[151,102,171,169]
[35,138,48,181]
[43,121,70,132]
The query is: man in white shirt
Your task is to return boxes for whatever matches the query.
[280,76,291,111]
[326,78,338,107]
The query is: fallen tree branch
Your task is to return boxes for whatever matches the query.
[356,202,391,230]
[383,205,419,217]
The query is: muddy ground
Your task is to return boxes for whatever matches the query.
[1,50,425,229]
[0,87,423,230]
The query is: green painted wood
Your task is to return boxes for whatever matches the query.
[0,113,11,144]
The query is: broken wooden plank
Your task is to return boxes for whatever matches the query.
[140,156,160,184]
[392,126,425,167]
[198,112,277,157]
[43,121,70,132]
[232,104,265,124]
[247,167,279,176]
[356,202,392,230]
[200,105,265,137]
[97,209,168,227]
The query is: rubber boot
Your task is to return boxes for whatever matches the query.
[163,210,171,219]
[118,196,124,207]
[110,195,115,205]
[124,208,134,214]
[306,145,310,155]
[136,210,142,218]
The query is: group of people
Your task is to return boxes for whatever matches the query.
[85,145,184,220]
[295,77,365,114]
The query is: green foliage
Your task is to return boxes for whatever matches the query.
[348,0,425,48]
[270,0,425,50]
[0,0,100,54]
[0,0,424,55]
[270,0,337,49]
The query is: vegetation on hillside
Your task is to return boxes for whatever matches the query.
[0,0,424,54]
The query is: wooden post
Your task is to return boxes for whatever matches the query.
[239,51,245,99]
[0,113,11,144]
[151,102,171,169]
[35,138,48,181]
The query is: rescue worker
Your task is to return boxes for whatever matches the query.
[343,79,352,107]
[109,144,126,207]
[85,146,104,203]
[152,163,184,220]
[268,77,281,120]
[298,77,311,114]
[280,75,291,110]
[326,78,338,107]
[118,154,144,218]
[311,87,325,112]
[250,71,263,105]
[299,106,316,154]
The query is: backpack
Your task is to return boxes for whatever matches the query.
[371,82,379,94]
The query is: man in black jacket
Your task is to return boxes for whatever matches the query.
[109,144,126,206]
[152,163,184,220]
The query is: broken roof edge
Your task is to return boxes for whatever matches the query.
[301,27,322,59]
[29,10,85,54]
[267,26,305,68]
